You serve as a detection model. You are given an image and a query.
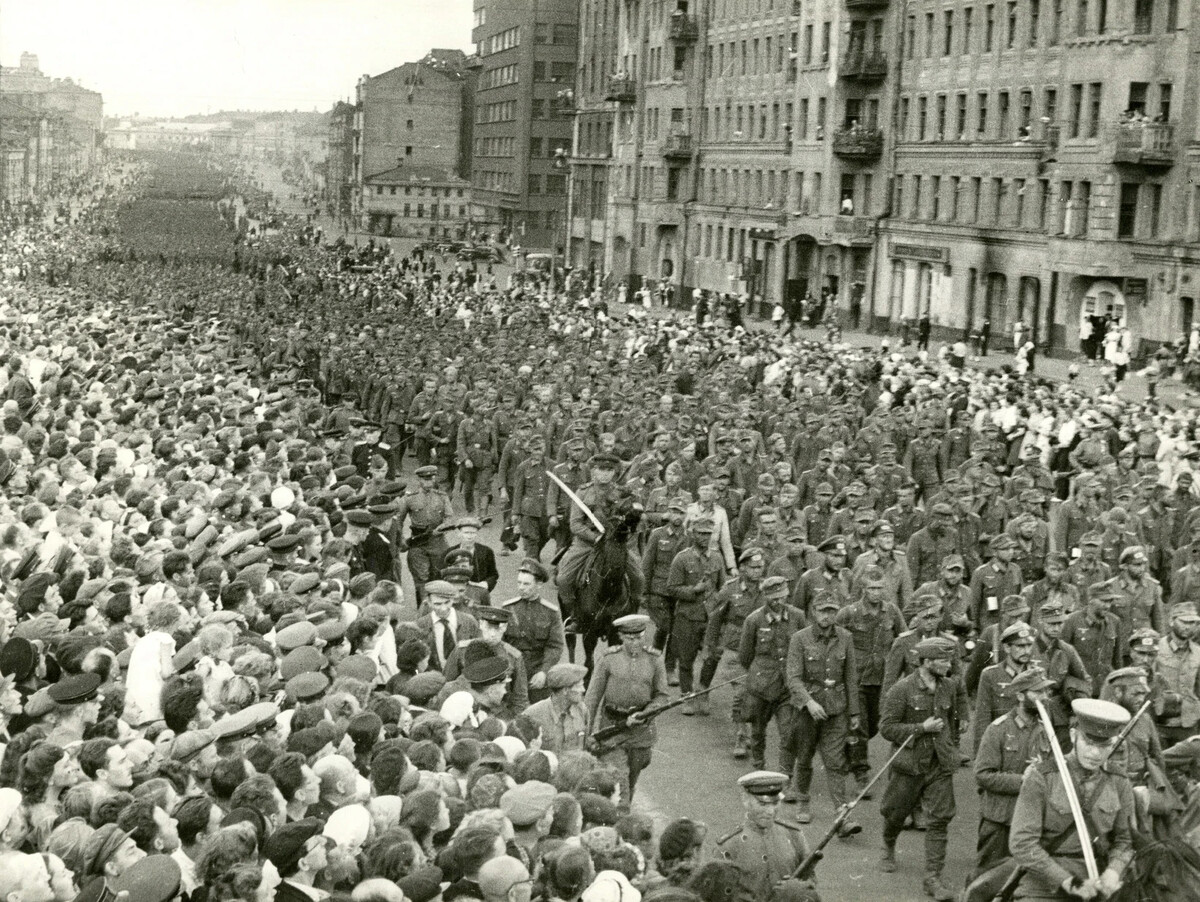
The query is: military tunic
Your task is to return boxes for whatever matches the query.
[716,818,810,899]
[500,595,566,685]
[786,623,858,802]
[521,695,588,754]
[973,707,1049,874]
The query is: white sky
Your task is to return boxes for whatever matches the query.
[1,0,474,117]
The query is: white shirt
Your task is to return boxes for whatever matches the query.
[433,610,460,668]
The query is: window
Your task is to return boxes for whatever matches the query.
[1044,88,1058,123]
[999,91,1011,137]
[931,175,942,219]
[964,7,975,49]
[534,22,550,43]
[1058,180,1073,233]
[817,97,827,137]
[899,97,910,137]
[1019,90,1033,134]
[1134,0,1153,31]
[799,98,809,138]
[1076,0,1087,35]
[994,177,1006,222]
[1051,0,1063,41]
[906,15,917,57]
[1038,178,1050,228]
[1118,182,1139,237]
[1149,183,1163,236]
[894,175,904,217]
[971,177,982,222]
[912,175,923,218]
[1167,0,1178,29]
[1087,82,1102,137]
[553,24,577,44]
[925,13,935,54]
[1069,83,1083,138]
[1029,0,1040,43]
[1014,178,1025,226]
[406,119,414,130]
[985,4,996,48]
[1128,82,1149,116]
[918,96,928,139]
[977,91,989,135]
[403,203,411,217]
[1098,0,1108,31]
[936,94,948,138]
[944,10,955,54]
[950,176,961,220]
[821,22,831,62]
[1077,180,1091,235]
[405,145,413,157]
[804,24,813,63]
[1160,83,1173,121]
[389,186,396,195]
[1006,1,1018,46]
[956,93,968,137]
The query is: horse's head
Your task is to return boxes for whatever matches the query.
[602,496,643,544]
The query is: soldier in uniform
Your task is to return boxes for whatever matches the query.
[907,502,961,588]
[1066,533,1113,602]
[741,576,807,774]
[970,534,1025,635]
[442,516,500,592]
[510,435,552,560]
[974,620,1036,750]
[1022,552,1080,629]
[457,402,496,516]
[1102,545,1165,659]
[520,662,588,754]
[668,518,725,707]
[394,465,454,607]
[1008,698,1135,901]
[972,665,1054,876]
[1060,584,1122,695]
[642,498,689,682]
[794,535,852,616]
[915,554,972,634]
[883,482,926,547]
[1031,602,1092,743]
[851,520,913,612]
[885,596,947,687]
[407,377,438,467]
[547,436,592,554]
[838,567,907,791]
[443,606,530,717]
[878,636,966,902]
[903,422,943,502]
[869,442,909,511]
[556,453,642,615]
[716,771,812,900]
[700,546,766,756]
[501,558,565,704]
[1155,602,1200,747]
[583,614,670,807]
[360,497,400,583]
[801,481,836,546]
[786,591,861,831]
[497,420,533,552]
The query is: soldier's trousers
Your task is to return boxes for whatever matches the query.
[413,437,432,466]
[744,692,798,772]
[599,743,653,807]
[881,769,956,876]
[672,612,706,694]
[645,592,677,670]
[520,515,550,559]
[850,684,882,776]
[407,536,448,606]
[792,708,850,805]
[459,465,493,514]
[699,651,745,721]
[974,818,1010,877]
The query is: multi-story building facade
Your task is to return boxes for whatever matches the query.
[571,0,1199,349]
[362,164,473,238]
[880,0,1200,351]
[326,102,357,218]
[354,50,476,231]
[471,0,578,251]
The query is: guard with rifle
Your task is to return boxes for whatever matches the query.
[394,464,453,607]
[716,771,812,900]
[1008,698,1135,900]
[878,635,967,902]
[583,613,669,808]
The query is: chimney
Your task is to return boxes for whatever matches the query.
[20,52,39,72]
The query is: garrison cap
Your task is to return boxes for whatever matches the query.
[914,636,958,660]
[1003,595,1031,616]
[1071,698,1130,743]
[930,502,954,516]
[1120,546,1149,565]
[172,641,201,673]
[760,576,790,598]
[264,818,326,875]
[1079,532,1103,547]
[290,572,321,595]
[614,613,651,634]
[1170,603,1200,622]
[737,771,788,799]
[1105,666,1150,688]
[1007,666,1055,694]
[1000,621,1035,643]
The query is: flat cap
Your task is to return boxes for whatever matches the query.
[463,656,510,687]
[291,572,321,595]
[690,517,715,533]
[1038,602,1067,623]
[424,580,456,598]
[281,646,328,680]
[170,729,216,763]
[499,780,557,826]
[337,655,378,683]
[109,854,182,902]
[990,534,1017,551]
[286,671,331,702]
[0,637,38,680]
[264,818,326,874]
[545,662,588,690]
[84,824,134,878]
[277,621,319,651]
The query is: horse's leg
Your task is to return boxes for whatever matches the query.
[583,630,599,677]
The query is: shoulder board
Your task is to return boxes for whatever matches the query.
[992,714,1008,726]
[773,818,804,831]
[538,597,561,611]
[897,629,917,639]
[646,647,662,655]
[500,596,521,606]
[605,647,623,656]
[716,826,744,845]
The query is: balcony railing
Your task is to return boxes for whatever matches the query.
[832,126,884,158]
[662,132,694,158]
[604,76,637,103]
[1112,121,1174,167]
[669,13,699,43]
[840,49,888,79]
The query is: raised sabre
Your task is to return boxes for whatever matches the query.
[546,470,605,536]
[1034,698,1099,881]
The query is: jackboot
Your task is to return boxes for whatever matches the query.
[880,844,896,873]
[795,798,812,822]
[695,694,711,716]
[922,874,954,902]
[732,725,750,759]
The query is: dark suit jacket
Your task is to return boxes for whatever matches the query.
[411,610,481,671]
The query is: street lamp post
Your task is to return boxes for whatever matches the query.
[553,146,568,285]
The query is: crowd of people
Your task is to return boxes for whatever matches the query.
[0,150,1200,902]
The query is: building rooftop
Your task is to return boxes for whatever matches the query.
[364,164,469,185]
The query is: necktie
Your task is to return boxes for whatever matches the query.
[439,618,455,664]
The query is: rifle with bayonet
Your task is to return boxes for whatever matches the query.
[792,734,915,881]
[589,677,743,751]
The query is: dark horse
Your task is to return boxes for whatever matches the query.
[1108,833,1200,902]
[572,498,645,674]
